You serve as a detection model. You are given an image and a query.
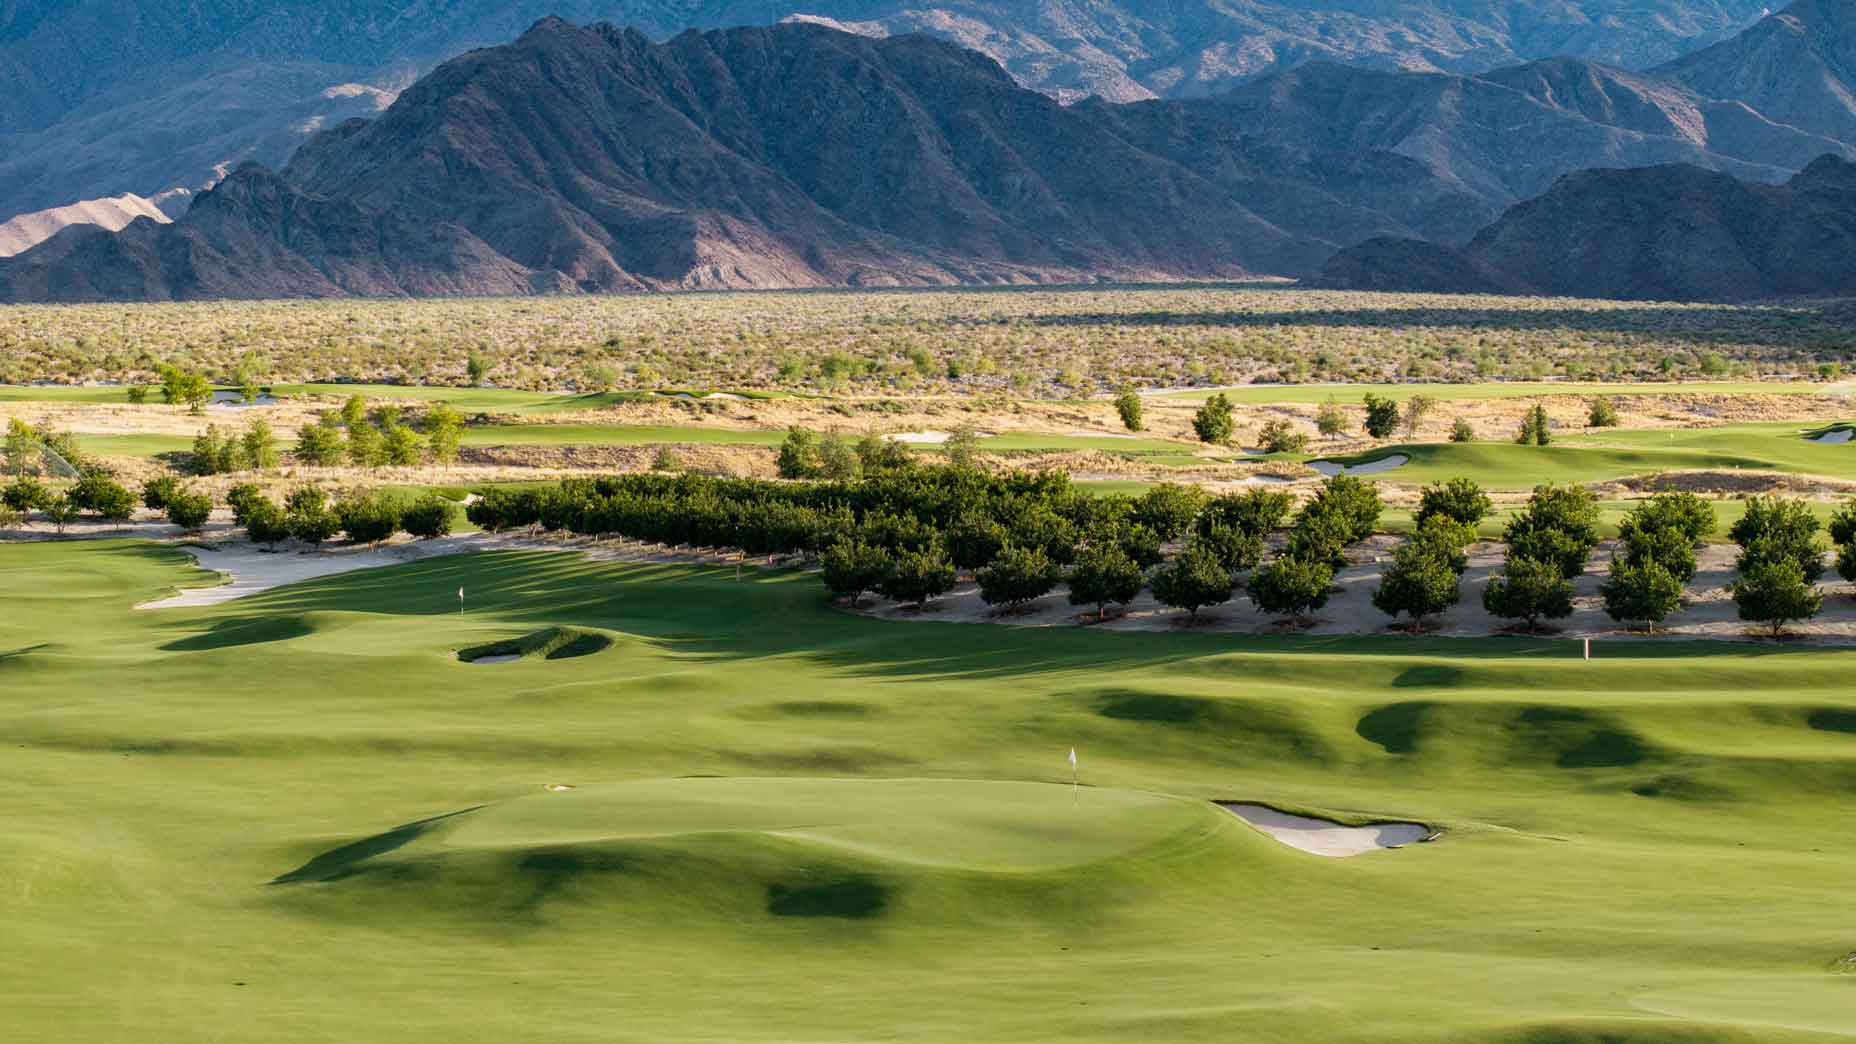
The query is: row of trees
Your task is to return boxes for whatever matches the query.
[187,396,466,475]
[1180,394,1620,451]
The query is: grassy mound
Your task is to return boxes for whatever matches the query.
[456,626,613,663]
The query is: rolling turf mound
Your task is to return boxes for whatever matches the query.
[456,626,614,663]
[269,778,1239,924]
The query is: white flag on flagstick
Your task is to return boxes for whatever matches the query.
[1068,748,1077,768]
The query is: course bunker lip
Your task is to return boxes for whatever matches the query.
[1308,454,1410,478]
[1808,428,1854,444]
[1218,803,1431,857]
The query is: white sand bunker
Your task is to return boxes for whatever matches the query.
[1219,803,1431,857]
[884,431,955,444]
[136,539,474,609]
[1809,428,1854,444]
[1308,454,1410,478]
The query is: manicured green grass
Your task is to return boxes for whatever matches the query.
[1,540,1852,1042]
[1305,421,1856,490]
[1159,381,1830,404]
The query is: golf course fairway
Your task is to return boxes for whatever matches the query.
[2,540,1852,1042]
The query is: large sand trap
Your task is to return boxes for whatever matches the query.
[1809,428,1853,444]
[1308,453,1410,477]
[136,538,478,609]
[1218,803,1430,857]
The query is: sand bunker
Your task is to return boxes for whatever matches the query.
[1809,428,1853,444]
[884,431,954,444]
[1218,803,1430,857]
[136,539,475,609]
[1308,454,1410,478]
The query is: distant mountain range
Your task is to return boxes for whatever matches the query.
[3,3,1855,302]
[0,0,1778,227]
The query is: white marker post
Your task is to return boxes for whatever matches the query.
[458,585,465,615]
[1069,747,1078,804]
[1583,637,1591,660]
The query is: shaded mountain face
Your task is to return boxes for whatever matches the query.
[1655,0,1856,145]
[1315,157,1856,301]
[0,22,1344,301]
[0,0,1776,221]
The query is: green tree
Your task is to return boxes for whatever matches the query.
[1066,544,1144,619]
[818,433,862,481]
[1587,396,1620,427]
[164,490,213,532]
[1113,388,1144,432]
[1249,556,1334,619]
[140,476,180,511]
[1403,394,1437,437]
[127,386,148,405]
[294,422,346,467]
[943,514,1007,571]
[1285,507,1354,571]
[382,424,423,467]
[1197,522,1266,573]
[244,498,291,548]
[1618,523,1700,582]
[346,423,384,469]
[335,491,401,546]
[158,366,212,414]
[425,405,464,468]
[5,419,38,477]
[1198,489,1293,539]
[286,488,338,547]
[944,423,982,469]
[401,495,456,540]
[1192,393,1235,444]
[1131,483,1207,540]
[1600,558,1684,632]
[1450,417,1476,443]
[1150,544,1234,623]
[879,547,956,608]
[191,425,238,475]
[855,433,911,472]
[1731,496,1824,581]
[240,418,278,470]
[339,395,368,430]
[225,482,267,526]
[777,427,821,479]
[976,546,1062,611]
[821,541,894,608]
[1114,522,1165,569]
[1315,399,1347,436]
[70,474,136,521]
[1306,474,1382,542]
[1372,538,1461,627]
[1503,483,1601,578]
[1415,478,1492,529]
[2,476,49,512]
[466,351,488,385]
[43,494,78,533]
[1829,499,1856,548]
[1625,491,1716,547]
[1516,403,1552,445]
[1730,559,1822,638]
[1257,418,1307,454]
[1482,556,1575,632]
[1362,394,1399,439]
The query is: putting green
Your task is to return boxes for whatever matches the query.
[3,539,1854,1042]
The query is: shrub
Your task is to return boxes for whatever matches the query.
[1197,523,1266,572]
[241,418,278,470]
[340,395,367,429]
[1362,394,1399,439]
[382,424,423,467]
[294,423,345,467]
[1315,399,1347,436]
[1191,393,1235,444]
[286,487,339,547]
[818,433,861,481]
[127,386,148,404]
[879,547,956,608]
[191,425,239,475]
[777,426,821,479]
[1600,558,1684,631]
[244,497,291,548]
[1838,542,1856,584]
[855,433,912,472]
[226,482,267,526]
[1150,544,1234,623]
[1588,396,1620,428]
[651,445,683,472]
[821,541,894,607]
[43,494,79,532]
[1371,538,1461,625]
[1482,556,1574,632]
[335,492,401,546]
[1066,545,1144,618]
[402,494,456,540]
[346,423,384,469]
[426,405,464,467]
[1415,478,1491,529]
[1249,556,1334,618]
[1113,388,1144,432]
[1257,418,1307,454]
[141,476,181,511]
[1450,417,1476,442]
[3,476,50,512]
[945,424,981,469]
[1403,394,1436,437]
[1516,403,1552,445]
[164,491,213,532]
[1624,491,1716,547]
[70,473,136,521]
[977,546,1062,611]
[1829,499,1856,548]
[1730,558,1822,637]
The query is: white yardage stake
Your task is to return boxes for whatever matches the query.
[1583,637,1590,660]
[458,586,465,615]
[1069,747,1078,804]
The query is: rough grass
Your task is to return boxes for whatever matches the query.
[1,540,1853,1042]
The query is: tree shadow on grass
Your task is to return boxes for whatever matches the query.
[271,806,481,884]
[766,873,889,918]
